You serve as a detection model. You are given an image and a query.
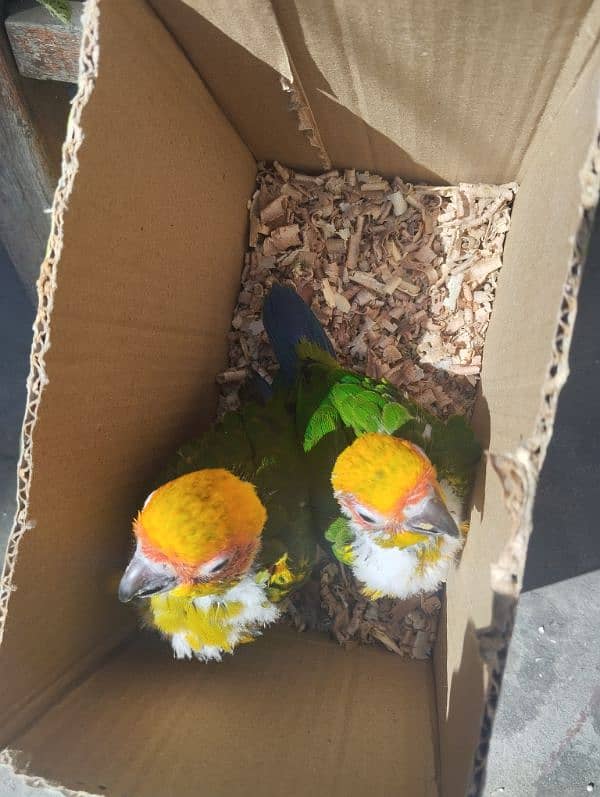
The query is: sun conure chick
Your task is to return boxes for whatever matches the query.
[118,393,317,661]
[328,434,464,598]
[262,284,481,600]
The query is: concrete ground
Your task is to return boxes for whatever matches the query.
[0,219,598,795]
[483,217,600,797]
[483,571,600,797]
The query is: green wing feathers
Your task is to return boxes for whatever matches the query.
[303,399,340,452]
[298,355,481,496]
[381,402,413,434]
[301,367,415,451]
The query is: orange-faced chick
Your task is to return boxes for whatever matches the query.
[331,434,463,599]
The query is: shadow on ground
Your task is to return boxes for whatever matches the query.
[524,214,600,592]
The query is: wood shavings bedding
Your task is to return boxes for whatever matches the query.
[219,162,516,658]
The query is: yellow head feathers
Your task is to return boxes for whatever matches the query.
[331,434,435,517]
[135,469,266,567]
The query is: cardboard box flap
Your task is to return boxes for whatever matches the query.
[276,0,596,182]
[1,1,599,795]
[0,0,256,744]
[438,35,600,797]
[520,0,600,180]
[151,0,595,182]
[7,630,439,797]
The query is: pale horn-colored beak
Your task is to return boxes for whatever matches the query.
[118,549,177,603]
[403,491,460,539]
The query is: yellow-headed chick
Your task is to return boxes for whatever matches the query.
[263,284,481,600]
[119,394,316,661]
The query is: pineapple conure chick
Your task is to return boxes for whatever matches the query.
[118,393,318,661]
[262,284,482,600]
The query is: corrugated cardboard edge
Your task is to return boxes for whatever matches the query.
[0,750,100,797]
[0,1,99,647]
[1,1,597,793]
[0,4,101,792]
[467,111,600,797]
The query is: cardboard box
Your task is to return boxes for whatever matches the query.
[1,1,598,794]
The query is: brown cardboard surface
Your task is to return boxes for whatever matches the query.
[144,1,594,183]
[148,0,325,170]
[182,0,292,81]
[181,0,591,183]
[0,0,255,744]
[479,14,600,455]
[521,0,600,170]
[1,0,599,795]
[277,0,594,183]
[10,629,438,797]
[437,32,600,797]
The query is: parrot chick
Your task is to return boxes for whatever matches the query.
[262,283,481,601]
[119,469,279,661]
[119,385,317,661]
[329,433,463,599]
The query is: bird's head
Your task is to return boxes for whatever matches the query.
[118,469,266,603]
[331,433,460,548]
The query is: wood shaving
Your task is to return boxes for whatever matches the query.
[219,162,517,658]
[284,560,440,660]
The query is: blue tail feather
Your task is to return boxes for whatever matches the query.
[262,284,335,384]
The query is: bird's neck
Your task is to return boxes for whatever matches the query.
[350,528,463,600]
[150,571,279,661]
[192,570,268,610]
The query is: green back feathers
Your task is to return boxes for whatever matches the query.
[310,381,414,448]
[302,371,414,452]
[295,340,338,370]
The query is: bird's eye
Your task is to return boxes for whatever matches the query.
[356,509,377,525]
[208,557,229,574]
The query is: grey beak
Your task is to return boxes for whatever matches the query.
[118,550,177,603]
[404,493,461,539]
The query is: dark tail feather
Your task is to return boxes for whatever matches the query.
[239,368,273,405]
[262,284,335,383]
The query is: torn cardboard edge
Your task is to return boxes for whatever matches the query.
[0,0,100,646]
[268,1,332,170]
[466,117,600,797]
[281,60,331,171]
[0,0,598,793]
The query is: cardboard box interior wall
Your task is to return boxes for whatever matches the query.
[1,1,598,795]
